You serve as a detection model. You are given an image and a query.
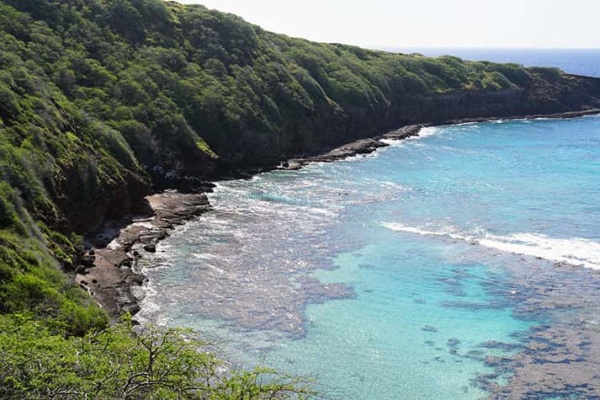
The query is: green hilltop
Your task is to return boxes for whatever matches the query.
[0,0,599,397]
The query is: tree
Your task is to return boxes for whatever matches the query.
[0,318,315,399]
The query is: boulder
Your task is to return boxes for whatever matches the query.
[143,243,156,253]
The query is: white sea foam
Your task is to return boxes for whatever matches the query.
[131,221,156,229]
[192,253,219,261]
[106,239,121,250]
[382,223,474,242]
[204,263,227,275]
[382,222,600,269]
[133,281,162,325]
[380,138,401,146]
[417,127,440,138]
[307,206,338,218]
[456,121,478,126]
[478,233,600,269]
[381,127,441,147]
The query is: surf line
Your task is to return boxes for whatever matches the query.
[382,222,600,269]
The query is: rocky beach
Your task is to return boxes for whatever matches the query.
[76,109,600,323]
[76,192,212,319]
[123,113,600,399]
[3,1,600,398]
[72,113,600,399]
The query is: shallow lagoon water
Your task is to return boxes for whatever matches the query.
[138,115,600,399]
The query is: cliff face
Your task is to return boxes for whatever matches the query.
[391,74,600,124]
[3,1,600,180]
[1,0,600,329]
[226,74,600,166]
[0,0,599,237]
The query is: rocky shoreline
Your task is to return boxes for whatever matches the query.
[75,192,212,320]
[73,124,427,318]
[280,109,600,170]
[75,108,600,320]
[73,122,428,319]
[73,110,600,397]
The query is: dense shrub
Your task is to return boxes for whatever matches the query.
[0,317,314,399]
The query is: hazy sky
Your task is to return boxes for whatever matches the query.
[174,0,599,49]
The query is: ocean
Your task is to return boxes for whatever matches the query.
[137,50,600,399]
[391,48,600,78]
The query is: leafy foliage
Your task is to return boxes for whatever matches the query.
[0,317,314,399]
[0,0,582,397]
[0,0,550,167]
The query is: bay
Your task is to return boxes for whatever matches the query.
[137,51,600,399]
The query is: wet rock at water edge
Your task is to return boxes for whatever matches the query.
[382,124,423,140]
[120,258,133,268]
[143,243,157,253]
[126,273,145,286]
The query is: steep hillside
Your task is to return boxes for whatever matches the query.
[0,0,599,396]
[0,0,600,386]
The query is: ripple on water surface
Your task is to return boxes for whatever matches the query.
[138,116,600,399]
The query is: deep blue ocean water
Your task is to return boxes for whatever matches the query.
[137,51,600,399]
[391,48,600,78]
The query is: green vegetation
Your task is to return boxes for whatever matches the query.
[0,0,566,168]
[0,316,313,399]
[0,0,593,397]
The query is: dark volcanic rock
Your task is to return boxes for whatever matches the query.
[285,138,390,166]
[80,254,96,267]
[77,192,213,321]
[383,124,423,140]
[152,168,217,194]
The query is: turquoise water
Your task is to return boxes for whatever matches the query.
[138,114,600,398]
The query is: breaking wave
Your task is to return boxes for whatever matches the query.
[382,222,600,269]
